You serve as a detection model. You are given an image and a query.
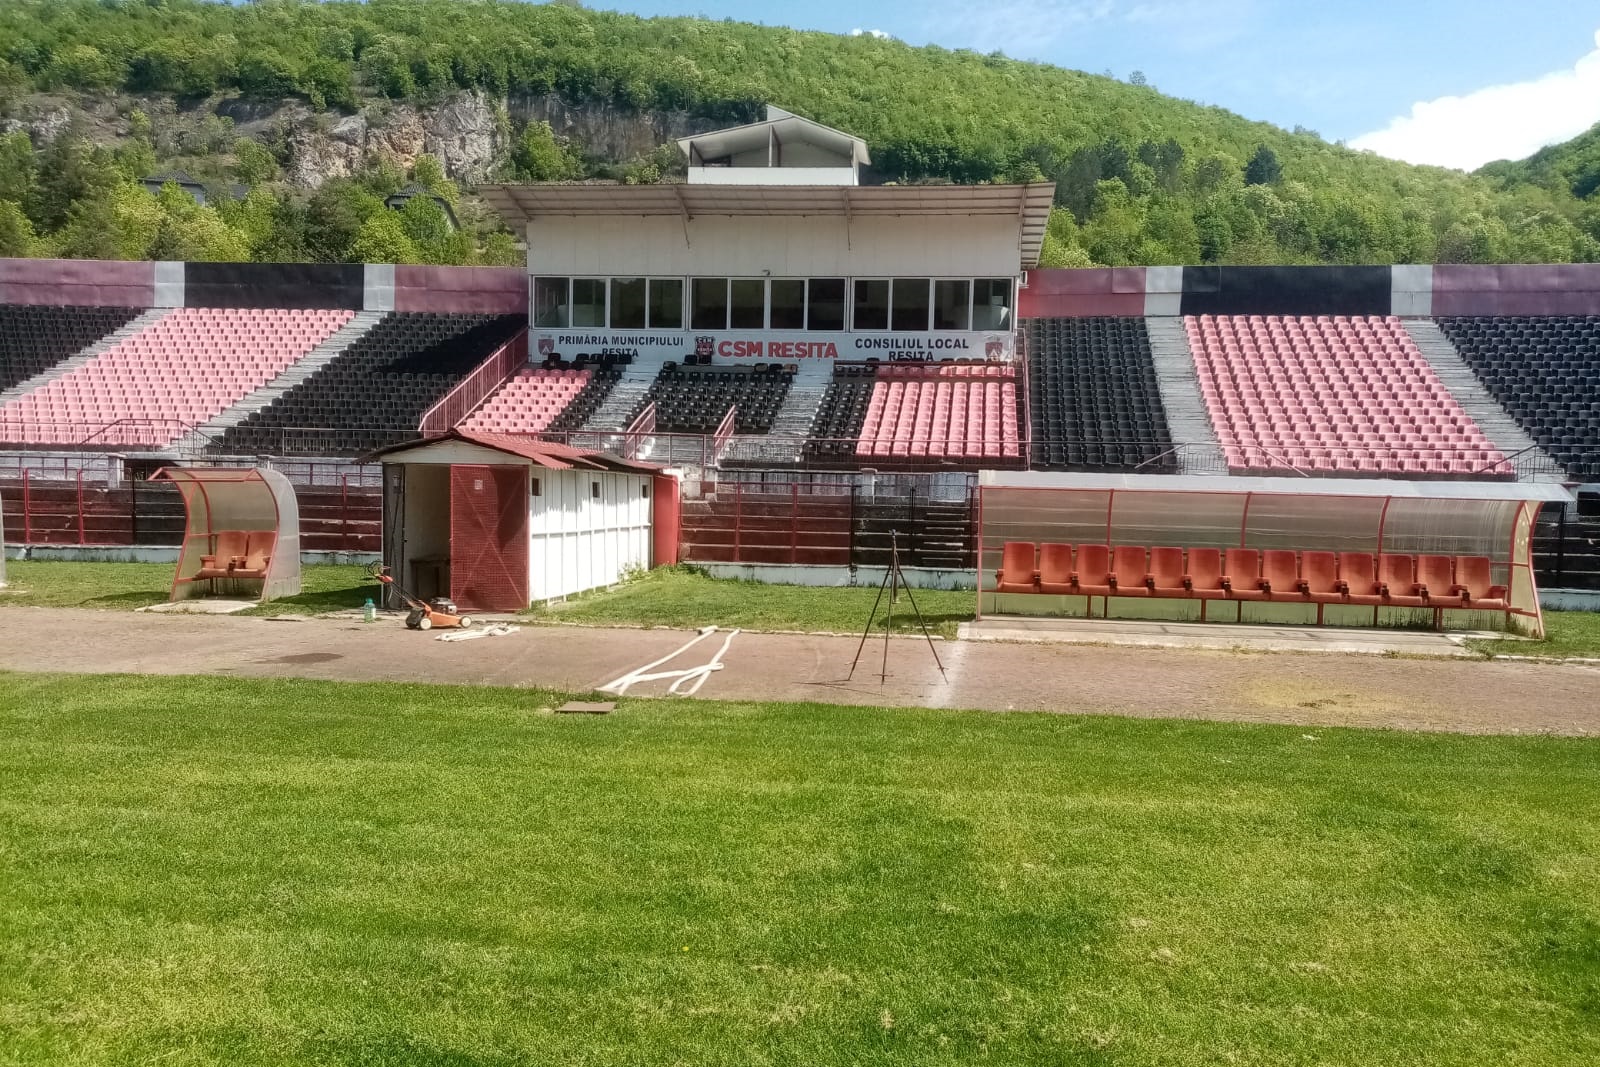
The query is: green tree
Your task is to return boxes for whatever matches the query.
[351,210,419,263]
[0,200,37,257]
[234,140,279,187]
[510,121,582,181]
[0,131,36,208]
[1244,144,1282,186]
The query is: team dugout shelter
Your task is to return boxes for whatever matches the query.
[479,106,1054,379]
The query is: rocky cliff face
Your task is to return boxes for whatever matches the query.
[286,92,502,188]
[2,89,716,190]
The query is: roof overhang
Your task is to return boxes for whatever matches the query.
[477,182,1057,268]
[364,430,662,474]
[978,470,1574,503]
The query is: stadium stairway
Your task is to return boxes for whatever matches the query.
[719,384,827,465]
[1143,316,1226,474]
[1402,319,1561,480]
[0,308,169,409]
[180,311,386,454]
[580,363,658,433]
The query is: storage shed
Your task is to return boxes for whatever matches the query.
[370,430,674,611]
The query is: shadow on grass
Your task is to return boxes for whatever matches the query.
[80,591,171,609]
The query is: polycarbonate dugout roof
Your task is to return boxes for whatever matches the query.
[978,470,1574,504]
[477,182,1057,267]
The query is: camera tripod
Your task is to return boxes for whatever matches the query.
[847,529,948,684]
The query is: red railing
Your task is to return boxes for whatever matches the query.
[711,405,738,464]
[0,456,382,550]
[417,329,528,436]
[0,417,200,449]
[620,401,656,462]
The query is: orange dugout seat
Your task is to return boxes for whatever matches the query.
[1038,543,1074,594]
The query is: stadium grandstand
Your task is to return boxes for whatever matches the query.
[1,114,1597,626]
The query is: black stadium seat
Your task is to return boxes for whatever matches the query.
[1024,317,1176,471]
[1437,316,1600,479]
[629,363,793,435]
[213,312,526,456]
[0,304,142,393]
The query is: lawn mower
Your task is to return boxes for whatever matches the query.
[367,562,473,631]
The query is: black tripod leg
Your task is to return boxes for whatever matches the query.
[895,570,947,679]
[848,564,894,681]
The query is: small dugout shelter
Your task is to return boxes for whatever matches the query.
[155,466,301,602]
[370,430,672,612]
[977,471,1574,637]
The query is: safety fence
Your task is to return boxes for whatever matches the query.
[0,455,381,552]
[678,478,976,570]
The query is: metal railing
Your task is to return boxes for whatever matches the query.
[418,330,528,437]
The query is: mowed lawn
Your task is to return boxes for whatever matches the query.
[536,565,976,637]
[0,560,379,615]
[2,674,1599,1066]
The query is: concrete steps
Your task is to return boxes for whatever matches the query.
[1402,319,1563,481]
[720,385,825,465]
[0,307,171,408]
[1144,317,1226,474]
[581,378,654,433]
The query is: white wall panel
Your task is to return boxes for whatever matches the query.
[528,215,1021,278]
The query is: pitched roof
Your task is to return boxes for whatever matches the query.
[364,429,662,474]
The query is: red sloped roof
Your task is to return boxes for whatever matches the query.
[364,429,662,474]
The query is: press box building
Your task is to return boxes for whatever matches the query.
[480,106,1055,381]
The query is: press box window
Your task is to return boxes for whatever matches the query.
[933,279,971,331]
[649,279,684,329]
[692,278,728,330]
[973,278,1013,330]
[769,279,806,330]
[730,279,765,329]
[892,278,931,332]
[533,277,569,328]
[853,279,889,331]
[610,277,647,329]
[572,279,606,327]
[807,278,846,331]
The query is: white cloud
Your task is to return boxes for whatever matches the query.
[851,28,892,39]
[1351,28,1600,171]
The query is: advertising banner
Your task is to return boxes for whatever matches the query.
[534,329,1014,363]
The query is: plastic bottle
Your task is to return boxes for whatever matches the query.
[363,597,377,623]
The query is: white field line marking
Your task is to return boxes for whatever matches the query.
[598,626,741,697]
[927,639,968,708]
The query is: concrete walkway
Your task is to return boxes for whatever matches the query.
[962,616,1488,656]
[2,607,1598,736]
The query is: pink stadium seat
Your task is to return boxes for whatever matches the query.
[854,364,1020,466]
[0,307,352,447]
[457,367,592,435]
[1184,315,1506,477]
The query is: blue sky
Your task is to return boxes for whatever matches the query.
[603,0,1600,170]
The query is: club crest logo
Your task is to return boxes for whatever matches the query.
[985,340,1004,360]
[694,336,715,358]
[537,337,555,356]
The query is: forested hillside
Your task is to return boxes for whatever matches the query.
[1,0,1596,267]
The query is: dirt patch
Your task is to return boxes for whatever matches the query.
[266,652,345,665]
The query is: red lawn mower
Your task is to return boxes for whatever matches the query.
[367,562,473,631]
